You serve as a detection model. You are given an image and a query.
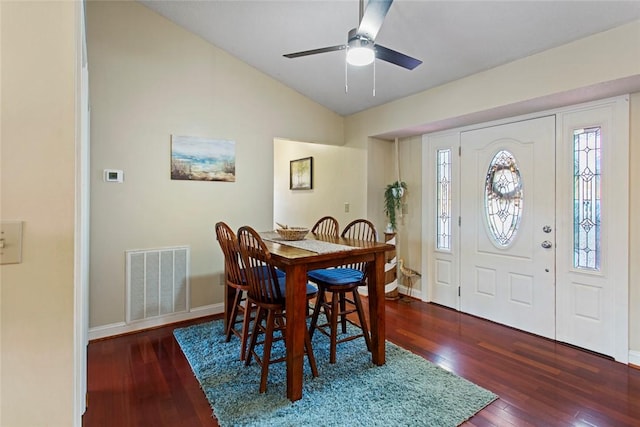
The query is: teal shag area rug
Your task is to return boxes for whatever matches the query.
[174,320,497,427]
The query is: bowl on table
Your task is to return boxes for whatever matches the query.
[276,227,309,241]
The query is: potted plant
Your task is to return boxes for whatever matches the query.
[384,181,407,231]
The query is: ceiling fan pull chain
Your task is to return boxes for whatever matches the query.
[373,59,376,97]
[345,51,349,93]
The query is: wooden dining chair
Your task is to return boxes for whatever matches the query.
[308,216,340,318]
[216,222,287,361]
[237,225,319,393]
[215,221,255,361]
[308,218,376,364]
[311,216,339,237]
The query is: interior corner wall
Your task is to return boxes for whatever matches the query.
[1,1,77,425]
[366,138,394,234]
[366,135,423,295]
[85,1,343,330]
[273,139,366,230]
[394,136,423,294]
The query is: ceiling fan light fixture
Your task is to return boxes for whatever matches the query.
[347,47,375,66]
[283,1,422,72]
[346,37,375,66]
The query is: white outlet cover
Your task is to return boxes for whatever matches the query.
[104,169,124,183]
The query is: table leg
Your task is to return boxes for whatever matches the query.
[367,251,386,365]
[285,264,307,401]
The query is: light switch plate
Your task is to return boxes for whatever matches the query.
[1,221,23,264]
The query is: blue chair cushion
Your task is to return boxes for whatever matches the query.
[276,276,318,296]
[241,266,285,284]
[307,268,364,285]
[242,266,314,296]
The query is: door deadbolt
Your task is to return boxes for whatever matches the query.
[543,225,552,233]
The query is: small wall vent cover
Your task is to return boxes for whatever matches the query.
[126,246,190,323]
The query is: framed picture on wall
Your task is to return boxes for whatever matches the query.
[290,156,313,190]
[171,135,236,182]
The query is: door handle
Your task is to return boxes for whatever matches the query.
[541,240,553,249]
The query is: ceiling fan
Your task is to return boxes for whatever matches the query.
[283,0,422,70]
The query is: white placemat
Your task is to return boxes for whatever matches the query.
[260,231,354,254]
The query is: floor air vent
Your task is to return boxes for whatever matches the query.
[126,246,190,323]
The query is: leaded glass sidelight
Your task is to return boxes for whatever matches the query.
[484,150,523,247]
[573,127,601,270]
[436,149,452,250]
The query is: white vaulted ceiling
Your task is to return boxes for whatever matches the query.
[139,0,640,116]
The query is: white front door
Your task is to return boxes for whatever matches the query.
[459,116,556,339]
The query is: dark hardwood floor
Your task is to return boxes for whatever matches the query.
[82,299,640,427]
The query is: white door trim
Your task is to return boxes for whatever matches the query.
[74,1,90,423]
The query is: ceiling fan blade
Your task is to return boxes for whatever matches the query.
[283,45,346,59]
[374,44,422,70]
[356,0,393,41]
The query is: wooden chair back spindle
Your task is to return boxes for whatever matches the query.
[311,216,339,237]
[340,218,378,274]
[237,226,284,305]
[215,222,244,287]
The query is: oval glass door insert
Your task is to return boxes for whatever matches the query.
[484,150,523,247]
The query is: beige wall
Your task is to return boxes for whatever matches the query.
[86,1,344,329]
[273,139,367,231]
[1,1,77,425]
[366,136,423,289]
[366,137,395,233]
[394,135,423,292]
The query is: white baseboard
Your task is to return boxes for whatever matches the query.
[397,283,423,300]
[629,350,640,368]
[88,303,224,341]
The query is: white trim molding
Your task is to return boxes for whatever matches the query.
[88,303,223,341]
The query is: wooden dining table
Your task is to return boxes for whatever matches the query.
[224,231,393,401]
